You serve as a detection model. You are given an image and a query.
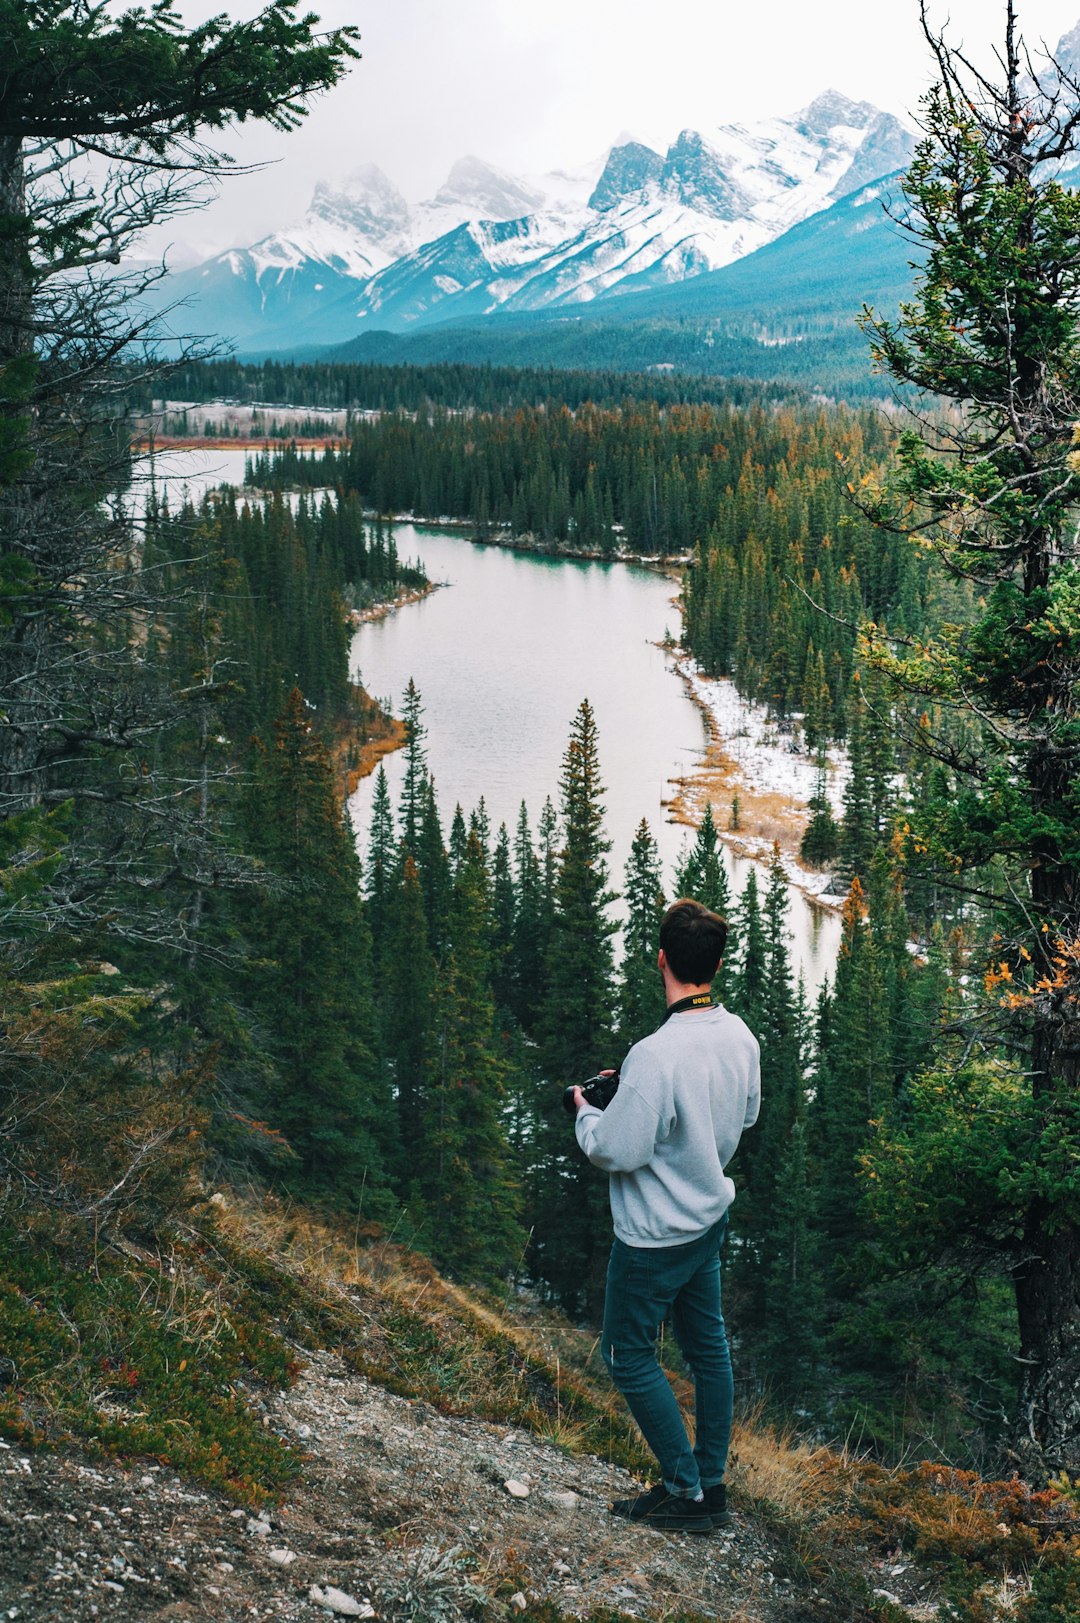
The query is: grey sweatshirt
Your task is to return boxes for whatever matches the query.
[575,1004,760,1247]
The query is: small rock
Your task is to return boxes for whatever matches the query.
[102,1581,124,1594]
[504,1479,530,1499]
[267,1548,297,1567]
[309,1584,374,1617]
[873,1591,901,1607]
[296,1423,313,1439]
[509,1595,527,1613]
[546,1490,579,1512]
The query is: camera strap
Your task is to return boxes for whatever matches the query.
[660,992,714,1024]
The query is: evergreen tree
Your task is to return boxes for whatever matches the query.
[416,775,452,952]
[415,831,524,1280]
[398,678,427,854]
[381,855,435,1156]
[838,678,874,884]
[243,689,393,1210]
[618,818,667,1049]
[490,822,517,1015]
[800,749,840,868]
[366,764,396,958]
[810,876,891,1302]
[857,1,1080,1460]
[511,802,547,1031]
[533,701,618,1312]
[673,803,733,998]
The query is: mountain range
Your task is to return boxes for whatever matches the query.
[152,89,916,366]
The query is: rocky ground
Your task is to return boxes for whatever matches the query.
[0,1345,864,1623]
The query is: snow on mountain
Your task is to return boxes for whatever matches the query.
[156,89,915,351]
[333,91,915,337]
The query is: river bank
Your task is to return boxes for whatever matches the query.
[665,650,850,912]
[328,684,408,799]
[368,511,689,574]
[348,580,442,628]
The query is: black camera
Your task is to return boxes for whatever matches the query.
[562,1069,620,1115]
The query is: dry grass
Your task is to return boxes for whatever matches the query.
[208,1190,650,1476]
[326,682,409,797]
[660,662,815,869]
[726,1407,841,1520]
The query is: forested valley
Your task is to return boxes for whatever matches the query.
[3,3,1080,1621]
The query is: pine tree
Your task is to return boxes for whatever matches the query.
[810,876,891,1301]
[380,855,435,1157]
[415,831,524,1280]
[243,689,393,1210]
[533,701,618,1313]
[856,1,1080,1460]
[618,818,667,1049]
[366,764,396,958]
[416,776,452,952]
[800,749,840,869]
[838,678,874,884]
[511,802,547,1032]
[673,802,733,998]
[490,822,516,1015]
[398,678,427,854]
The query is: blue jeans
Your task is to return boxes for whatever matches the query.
[601,1214,733,1497]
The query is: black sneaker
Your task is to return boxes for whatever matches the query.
[610,1483,712,1534]
[701,1482,732,1527]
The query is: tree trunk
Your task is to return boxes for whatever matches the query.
[1014,1212,1080,1474]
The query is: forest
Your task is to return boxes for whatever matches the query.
[2,4,1080,1619]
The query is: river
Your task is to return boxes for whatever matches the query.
[347,526,841,994]
[133,447,841,993]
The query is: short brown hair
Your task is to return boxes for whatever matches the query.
[659,898,727,985]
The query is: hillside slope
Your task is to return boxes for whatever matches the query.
[2,1193,1077,1623]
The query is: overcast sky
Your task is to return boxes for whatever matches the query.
[166,0,1080,260]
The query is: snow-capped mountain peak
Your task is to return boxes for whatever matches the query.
[156,84,918,352]
[307,165,411,248]
[794,88,880,138]
[589,141,664,211]
[431,155,545,221]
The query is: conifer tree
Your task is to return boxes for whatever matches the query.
[856,0,1080,1461]
[511,802,547,1031]
[417,776,452,952]
[533,701,618,1312]
[674,803,733,997]
[618,818,667,1049]
[800,750,840,869]
[416,831,523,1280]
[243,689,393,1210]
[381,855,435,1155]
[398,679,427,854]
[366,764,396,958]
[839,678,875,884]
[490,823,517,1015]
[732,869,767,1035]
[810,876,891,1300]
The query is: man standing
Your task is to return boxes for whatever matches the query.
[572,898,760,1534]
